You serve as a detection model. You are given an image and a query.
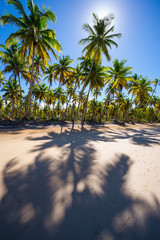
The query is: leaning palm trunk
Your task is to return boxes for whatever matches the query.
[28,45,35,117]
[82,85,91,122]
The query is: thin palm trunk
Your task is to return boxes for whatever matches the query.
[74,84,85,121]
[123,95,134,124]
[12,98,15,119]
[105,100,110,121]
[14,74,18,119]
[18,74,22,119]
[47,84,51,119]
[52,100,56,119]
[28,44,35,117]
[52,82,61,120]
[82,85,91,122]
[71,83,78,120]
[99,77,117,122]
[37,99,40,120]
[115,87,122,122]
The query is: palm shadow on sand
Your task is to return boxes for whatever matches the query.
[0,128,160,240]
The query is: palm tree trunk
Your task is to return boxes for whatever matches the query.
[12,99,15,119]
[47,84,51,119]
[123,95,134,124]
[73,84,86,121]
[115,101,119,122]
[52,100,56,119]
[18,74,22,119]
[71,84,78,120]
[105,101,110,121]
[38,99,40,120]
[82,85,91,122]
[14,74,18,119]
[28,44,35,117]
[64,95,71,120]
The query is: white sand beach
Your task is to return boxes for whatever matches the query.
[0,123,160,240]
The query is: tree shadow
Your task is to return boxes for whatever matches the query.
[0,127,160,239]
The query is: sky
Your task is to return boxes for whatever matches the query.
[0,0,160,97]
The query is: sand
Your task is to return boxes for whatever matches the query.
[0,123,160,240]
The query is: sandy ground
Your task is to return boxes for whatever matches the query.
[0,123,160,240]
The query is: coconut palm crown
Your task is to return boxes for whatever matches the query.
[79,13,121,63]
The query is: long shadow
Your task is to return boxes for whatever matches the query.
[0,128,160,240]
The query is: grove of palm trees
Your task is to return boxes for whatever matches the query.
[0,0,160,124]
[1,1,160,240]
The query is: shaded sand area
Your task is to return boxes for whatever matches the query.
[0,123,160,240]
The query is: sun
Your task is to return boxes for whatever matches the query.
[97,9,109,19]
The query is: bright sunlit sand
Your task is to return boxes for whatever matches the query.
[0,124,160,239]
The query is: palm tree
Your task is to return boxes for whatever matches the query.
[2,79,22,119]
[151,78,160,98]
[99,81,118,122]
[81,61,105,122]
[0,96,4,119]
[107,59,132,92]
[53,87,65,118]
[32,83,49,119]
[92,88,102,100]
[0,42,30,118]
[76,14,121,121]
[44,65,56,89]
[63,85,75,120]
[132,77,153,107]
[52,55,75,86]
[0,0,62,117]
[124,73,141,123]
[0,71,5,88]
[79,13,121,68]
[106,59,132,121]
[34,56,46,76]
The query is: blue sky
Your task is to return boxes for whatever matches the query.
[0,0,160,97]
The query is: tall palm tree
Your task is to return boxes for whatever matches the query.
[79,13,121,68]
[0,0,62,117]
[76,14,121,121]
